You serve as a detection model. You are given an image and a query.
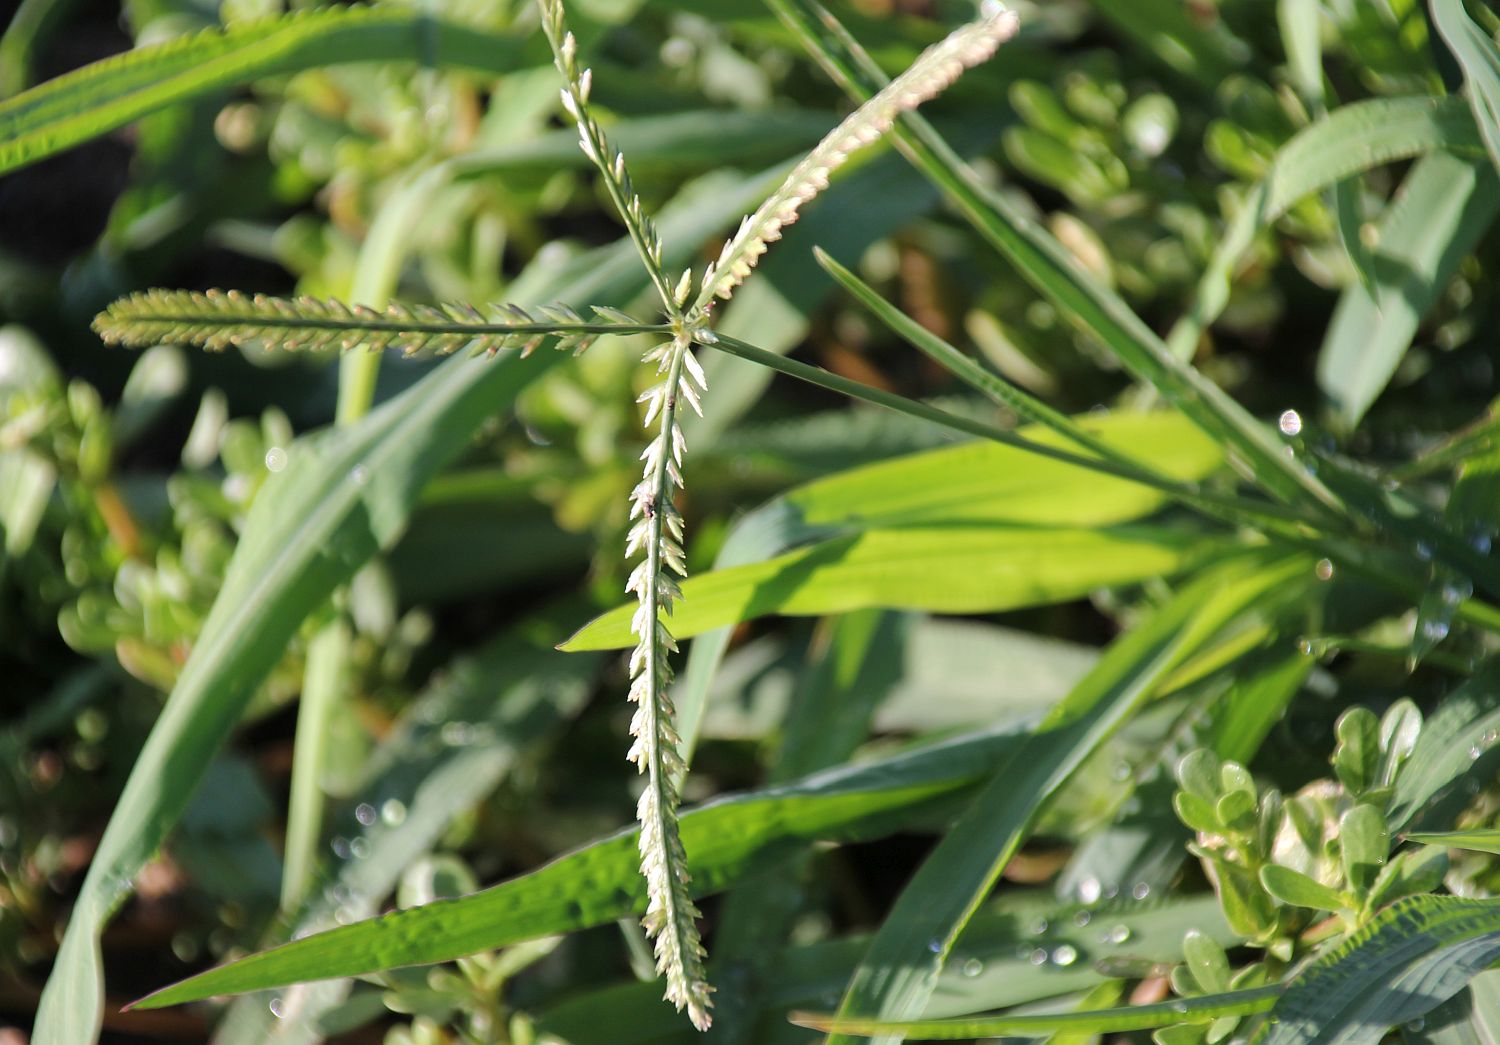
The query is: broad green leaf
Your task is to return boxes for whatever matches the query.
[823,553,1312,1044]
[0,8,527,176]
[129,717,1043,1009]
[564,524,1211,652]
[30,168,781,1045]
[1406,831,1500,857]
[1168,96,1485,366]
[792,984,1281,1040]
[1430,0,1500,176]
[1259,866,1348,914]
[1316,153,1500,428]
[565,409,1223,652]
[1267,895,1500,1045]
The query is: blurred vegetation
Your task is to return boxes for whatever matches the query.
[6,0,1500,1042]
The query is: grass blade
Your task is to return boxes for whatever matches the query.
[30,167,779,1045]
[0,8,525,176]
[1430,0,1500,176]
[563,524,1214,652]
[1317,152,1500,427]
[764,0,1346,524]
[127,717,1045,1009]
[1267,896,1500,1045]
[791,983,1281,1040]
[822,552,1312,1043]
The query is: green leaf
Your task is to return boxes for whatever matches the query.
[763,0,1350,522]
[1168,95,1485,366]
[822,553,1311,1043]
[1430,0,1500,177]
[30,167,782,1045]
[1316,153,1500,428]
[538,894,1236,1044]
[1406,830,1500,857]
[0,8,526,176]
[1339,805,1390,895]
[214,627,600,1043]
[129,716,1042,1009]
[791,984,1282,1040]
[565,525,1210,652]
[1184,930,1233,994]
[1367,845,1449,913]
[1334,708,1381,797]
[1267,895,1500,1045]
[565,409,1223,652]
[1259,866,1349,914]
[1387,662,1500,833]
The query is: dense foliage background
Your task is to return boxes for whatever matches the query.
[7,0,1500,1042]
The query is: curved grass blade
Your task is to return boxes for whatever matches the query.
[820,553,1312,1044]
[1266,895,1500,1045]
[790,983,1281,1040]
[127,718,1043,1010]
[213,627,599,1044]
[812,246,1313,534]
[1316,152,1500,428]
[1430,0,1500,177]
[763,0,1347,526]
[30,166,780,1045]
[1165,94,1485,365]
[0,7,526,176]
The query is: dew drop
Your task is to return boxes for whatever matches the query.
[1111,761,1132,781]
[1103,924,1132,945]
[1172,1001,1189,1014]
[1407,1019,1426,1033]
[1416,541,1434,562]
[330,836,351,859]
[962,958,985,978]
[1131,882,1151,900]
[1472,531,1493,556]
[354,803,377,827]
[1297,637,1315,656]
[349,837,371,859]
[1470,745,1485,761]
[1031,918,1049,935]
[1051,944,1079,967]
[1029,948,1049,966]
[927,937,943,954]
[1277,410,1303,436]
[1483,730,1498,746]
[1077,876,1103,904]
[1315,558,1335,581]
[269,997,286,1019]
[1073,910,1092,928]
[350,463,369,486]
[264,446,288,473]
[1421,618,1450,643]
[381,798,408,826]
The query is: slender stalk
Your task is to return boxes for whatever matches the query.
[281,616,348,911]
